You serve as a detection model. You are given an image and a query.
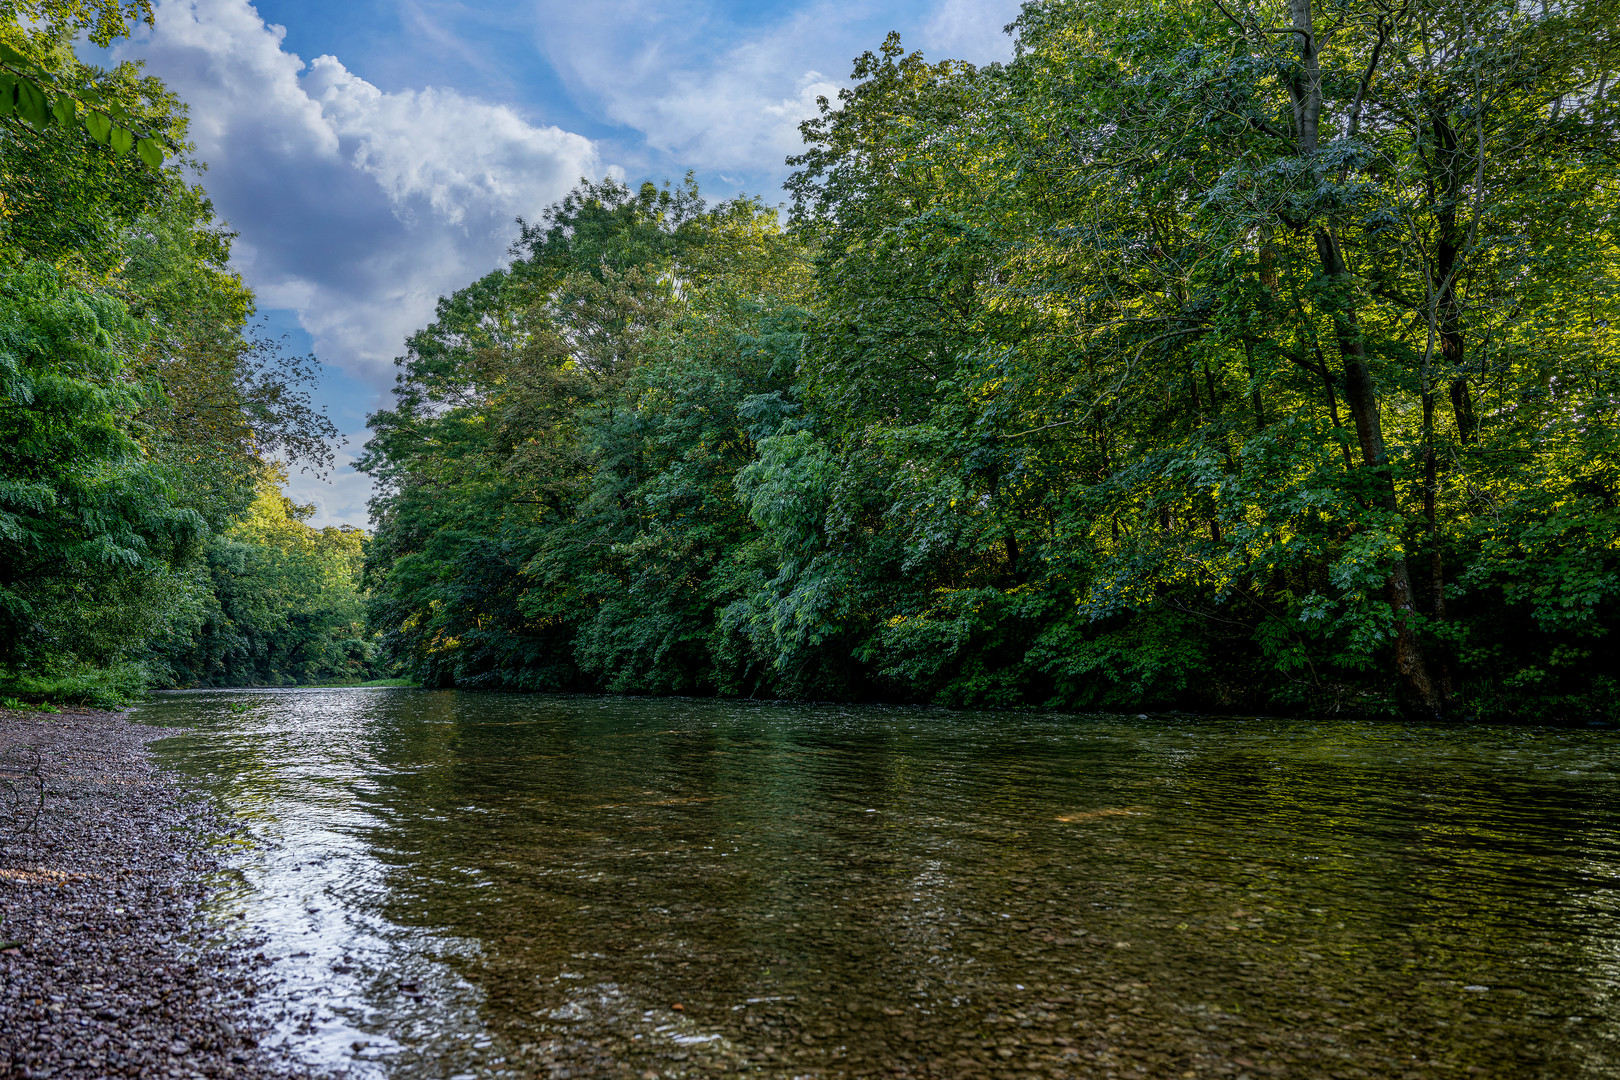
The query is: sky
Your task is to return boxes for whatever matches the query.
[100,0,1024,528]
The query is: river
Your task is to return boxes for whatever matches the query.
[132,688,1620,1079]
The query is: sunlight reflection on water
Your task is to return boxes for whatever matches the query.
[135,690,1620,1079]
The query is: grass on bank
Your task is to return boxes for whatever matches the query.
[304,678,418,688]
[0,663,420,710]
[199,677,420,689]
[0,661,147,709]
[0,697,61,713]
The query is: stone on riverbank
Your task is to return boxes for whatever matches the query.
[0,707,313,1079]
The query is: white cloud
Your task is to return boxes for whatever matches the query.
[918,0,1022,63]
[112,0,601,387]
[303,56,593,227]
[525,0,1015,191]
[283,447,373,530]
[527,0,825,179]
[103,0,602,526]
[636,62,842,176]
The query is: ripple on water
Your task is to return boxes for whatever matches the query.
[135,690,1620,1079]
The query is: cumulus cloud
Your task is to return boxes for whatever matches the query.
[101,0,602,525]
[285,445,374,529]
[112,0,601,386]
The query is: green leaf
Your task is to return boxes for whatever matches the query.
[84,110,112,144]
[109,126,134,155]
[51,94,74,128]
[0,75,14,118]
[135,137,164,170]
[15,77,47,128]
[0,41,27,66]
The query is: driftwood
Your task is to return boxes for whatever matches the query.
[0,743,46,853]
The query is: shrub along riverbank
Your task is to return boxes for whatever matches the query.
[359,1,1620,723]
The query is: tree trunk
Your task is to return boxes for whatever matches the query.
[1004,532,1024,584]
[1291,0,1443,719]
[1320,229,1441,718]
[1424,105,1467,702]
[1429,110,1478,444]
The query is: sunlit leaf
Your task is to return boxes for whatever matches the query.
[109,126,134,155]
[51,94,75,128]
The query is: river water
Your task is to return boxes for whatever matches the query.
[133,689,1620,1079]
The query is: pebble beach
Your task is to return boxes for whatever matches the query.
[0,707,308,1080]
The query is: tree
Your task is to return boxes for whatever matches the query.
[361,179,816,692]
[1,3,171,169]
[0,263,205,670]
[357,6,1620,721]
[152,475,374,687]
[2,12,344,699]
[973,0,1620,716]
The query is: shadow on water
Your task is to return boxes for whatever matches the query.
[133,690,1620,1079]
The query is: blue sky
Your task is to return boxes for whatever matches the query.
[103,0,1022,527]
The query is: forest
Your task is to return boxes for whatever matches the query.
[1,0,375,703]
[5,0,1619,721]
[361,0,1620,722]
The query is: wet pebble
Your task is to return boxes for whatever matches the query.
[0,707,328,1079]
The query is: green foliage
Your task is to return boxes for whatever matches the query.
[357,2,1620,722]
[149,479,377,687]
[361,178,812,693]
[0,658,148,708]
[0,3,171,171]
[0,695,58,712]
[0,13,348,697]
[0,262,207,666]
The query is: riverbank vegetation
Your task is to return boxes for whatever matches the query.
[5,0,1616,720]
[0,3,377,704]
[361,0,1620,722]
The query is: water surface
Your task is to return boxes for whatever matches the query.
[134,690,1620,1079]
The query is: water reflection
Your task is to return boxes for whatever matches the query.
[134,691,1620,1079]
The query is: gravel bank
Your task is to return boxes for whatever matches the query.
[0,707,310,1080]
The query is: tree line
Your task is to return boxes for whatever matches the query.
[361,0,1620,721]
[6,0,1615,718]
[1,2,375,703]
